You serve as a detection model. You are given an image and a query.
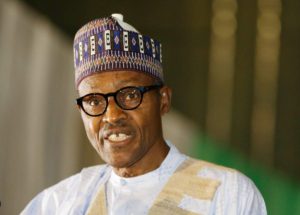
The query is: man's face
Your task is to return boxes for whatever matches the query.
[77,71,171,169]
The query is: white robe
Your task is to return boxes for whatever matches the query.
[21,142,267,215]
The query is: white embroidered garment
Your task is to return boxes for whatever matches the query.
[21,142,267,215]
[105,142,185,215]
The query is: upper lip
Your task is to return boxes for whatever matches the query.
[103,129,132,139]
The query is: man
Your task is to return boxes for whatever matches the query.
[22,14,267,214]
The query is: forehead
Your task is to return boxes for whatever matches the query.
[78,71,156,96]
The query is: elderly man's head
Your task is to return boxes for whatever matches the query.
[74,14,172,176]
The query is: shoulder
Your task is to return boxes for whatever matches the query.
[45,164,107,194]
[184,157,245,183]
[187,158,267,214]
[21,164,108,214]
[192,158,246,185]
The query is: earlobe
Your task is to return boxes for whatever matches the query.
[160,87,172,115]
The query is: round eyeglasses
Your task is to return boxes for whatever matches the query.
[76,84,163,117]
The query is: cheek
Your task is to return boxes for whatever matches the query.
[81,113,101,140]
[134,103,162,137]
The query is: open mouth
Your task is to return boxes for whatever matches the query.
[107,133,131,142]
[103,128,134,144]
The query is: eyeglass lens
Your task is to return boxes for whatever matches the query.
[82,87,143,116]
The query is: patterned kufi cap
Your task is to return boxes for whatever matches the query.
[73,13,163,87]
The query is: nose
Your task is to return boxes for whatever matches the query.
[102,96,127,124]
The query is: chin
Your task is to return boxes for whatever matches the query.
[105,154,137,169]
[107,159,130,168]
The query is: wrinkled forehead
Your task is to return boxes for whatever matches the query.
[77,70,159,95]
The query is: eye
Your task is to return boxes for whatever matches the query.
[117,88,142,108]
[125,90,139,100]
[83,95,105,107]
[89,98,100,106]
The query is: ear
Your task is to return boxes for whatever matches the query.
[159,86,172,115]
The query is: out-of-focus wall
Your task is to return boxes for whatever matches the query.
[0,1,83,213]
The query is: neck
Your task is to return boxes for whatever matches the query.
[113,140,170,177]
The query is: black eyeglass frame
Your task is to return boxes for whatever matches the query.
[76,84,163,117]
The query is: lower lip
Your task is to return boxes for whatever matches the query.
[104,135,133,148]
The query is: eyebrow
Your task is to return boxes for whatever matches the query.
[81,73,153,93]
[117,76,144,85]
[87,79,140,91]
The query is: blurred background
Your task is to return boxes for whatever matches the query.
[0,0,299,214]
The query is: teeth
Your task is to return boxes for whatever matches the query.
[108,133,130,142]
